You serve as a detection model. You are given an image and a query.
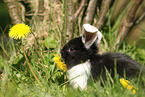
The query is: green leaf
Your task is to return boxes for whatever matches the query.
[43,36,57,48]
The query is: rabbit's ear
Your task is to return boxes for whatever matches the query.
[82,24,102,49]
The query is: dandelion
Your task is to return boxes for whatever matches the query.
[53,54,61,62]
[120,78,129,88]
[132,89,136,94]
[120,78,138,94]
[54,54,68,71]
[9,23,31,39]
[127,85,134,90]
[8,23,43,88]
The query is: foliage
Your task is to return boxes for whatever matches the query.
[0,0,145,97]
[0,22,145,96]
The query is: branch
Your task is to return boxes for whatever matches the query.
[66,0,74,39]
[116,0,143,45]
[84,0,98,24]
[96,0,112,30]
[4,0,25,24]
[74,0,86,19]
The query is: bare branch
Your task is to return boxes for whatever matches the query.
[66,0,74,39]
[4,0,25,24]
[74,0,86,19]
[96,0,112,30]
[84,0,98,24]
[116,0,143,45]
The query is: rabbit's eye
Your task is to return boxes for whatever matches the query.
[69,47,75,52]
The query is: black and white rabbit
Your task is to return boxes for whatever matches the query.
[61,24,145,90]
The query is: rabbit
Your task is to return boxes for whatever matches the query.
[60,24,145,90]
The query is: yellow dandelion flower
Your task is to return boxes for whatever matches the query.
[53,54,61,62]
[120,78,129,88]
[125,79,130,83]
[53,54,68,71]
[120,78,138,94]
[9,23,31,39]
[132,89,136,94]
[127,85,134,90]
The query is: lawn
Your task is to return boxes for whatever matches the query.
[0,0,145,97]
[0,23,145,97]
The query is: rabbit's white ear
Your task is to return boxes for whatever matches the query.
[82,24,102,49]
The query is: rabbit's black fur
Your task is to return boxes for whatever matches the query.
[60,24,145,90]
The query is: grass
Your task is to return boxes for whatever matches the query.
[0,1,145,97]
[0,24,145,96]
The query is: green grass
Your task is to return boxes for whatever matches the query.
[0,1,145,96]
[0,25,145,97]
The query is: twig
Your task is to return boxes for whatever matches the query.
[66,0,74,39]
[74,0,86,19]
[116,0,143,45]
[84,0,98,24]
[96,0,112,30]
[4,0,25,24]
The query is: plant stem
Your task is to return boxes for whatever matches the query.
[21,39,43,87]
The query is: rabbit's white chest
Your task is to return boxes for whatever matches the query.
[68,61,91,90]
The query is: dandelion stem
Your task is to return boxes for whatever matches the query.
[21,39,43,87]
